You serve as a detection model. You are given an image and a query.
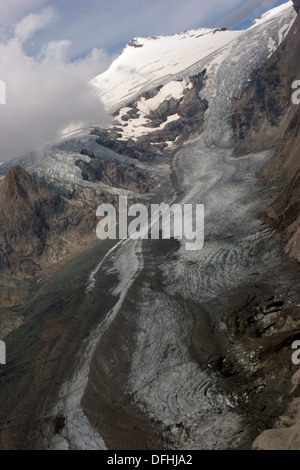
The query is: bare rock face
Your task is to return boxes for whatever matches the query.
[231,13,300,262]
[76,156,155,193]
[252,369,300,450]
[260,108,300,262]
[232,13,300,155]
[229,2,300,448]
[293,0,300,13]
[0,166,97,278]
[253,427,300,450]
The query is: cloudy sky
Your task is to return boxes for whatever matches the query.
[0,0,290,161]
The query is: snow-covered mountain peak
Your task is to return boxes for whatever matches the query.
[92,27,242,111]
[92,1,295,112]
[89,1,296,155]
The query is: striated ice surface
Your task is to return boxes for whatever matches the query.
[0,130,156,195]
[45,239,142,450]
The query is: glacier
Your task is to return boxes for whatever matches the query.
[0,0,298,451]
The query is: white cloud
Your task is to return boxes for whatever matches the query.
[1,1,286,57]
[0,10,112,162]
[0,0,286,161]
[0,0,47,37]
[14,6,54,43]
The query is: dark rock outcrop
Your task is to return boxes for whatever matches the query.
[259,108,300,262]
[0,166,97,278]
[76,157,155,193]
[93,72,208,161]
[128,39,143,48]
[293,0,300,13]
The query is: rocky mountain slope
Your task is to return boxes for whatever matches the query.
[232,2,300,263]
[230,0,300,449]
[0,166,97,279]
[294,0,300,11]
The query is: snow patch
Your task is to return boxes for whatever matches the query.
[138,80,187,114]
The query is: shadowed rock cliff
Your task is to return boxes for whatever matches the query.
[0,166,97,278]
